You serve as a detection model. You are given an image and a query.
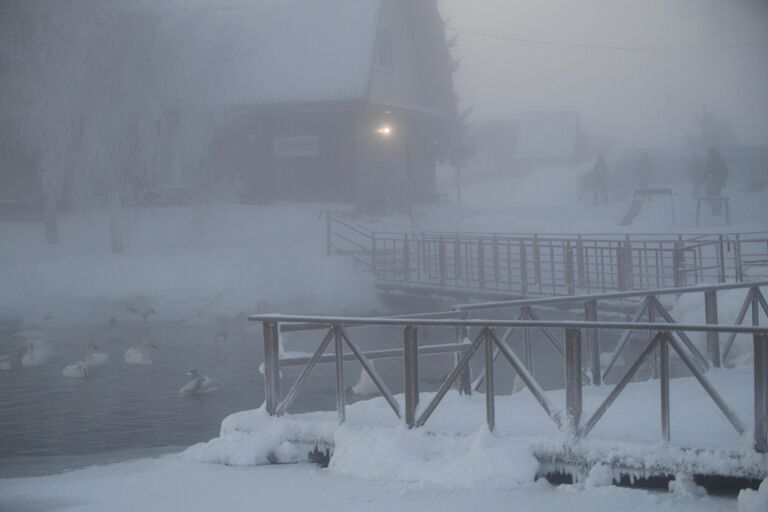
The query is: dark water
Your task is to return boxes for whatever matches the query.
[0,306,621,475]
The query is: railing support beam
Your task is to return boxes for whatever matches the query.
[660,333,671,443]
[704,290,721,368]
[565,328,582,432]
[755,333,768,453]
[484,331,495,431]
[262,321,281,416]
[585,300,601,385]
[404,326,420,428]
[333,325,346,425]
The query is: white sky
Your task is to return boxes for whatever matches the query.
[439,0,768,147]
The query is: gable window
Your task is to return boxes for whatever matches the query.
[274,136,319,157]
[376,29,393,71]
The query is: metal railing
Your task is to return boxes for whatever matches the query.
[252,312,768,453]
[327,213,768,298]
[453,281,768,387]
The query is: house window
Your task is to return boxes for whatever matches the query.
[274,136,319,157]
[376,29,393,71]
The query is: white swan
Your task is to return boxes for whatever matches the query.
[124,340,157,365]
[21,340,54,367]
[85,342,109,366]
[180,369,222,395]
[63,361,89,378]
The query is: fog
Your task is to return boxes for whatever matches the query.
[1,0,768,481]
[442,0,768,146]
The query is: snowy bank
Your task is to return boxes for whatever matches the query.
[185,367,768,480]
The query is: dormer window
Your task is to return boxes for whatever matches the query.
[376,29,393,71]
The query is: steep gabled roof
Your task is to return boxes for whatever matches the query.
[162,0,382,106]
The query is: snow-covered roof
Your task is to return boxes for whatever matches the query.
[161,0,381,106]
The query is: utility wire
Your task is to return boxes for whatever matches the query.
[2,3,766,52]
[445,26,768,51]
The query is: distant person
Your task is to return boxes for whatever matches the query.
[635,150,652,191]
[590,155,610,205]
[702,148,729,214]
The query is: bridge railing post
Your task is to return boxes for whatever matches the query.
[403,234,410,279]
[565,328,583,433]
[565,241,575,295]
[704,290,721,368]
[439,235,446,288]
[754,333,768,453]
[585,300,601,385]
[404,326,420,428]
[717,235,726,283]
[492,234,500,290]
[484,328,495,432]
[455,310,472,395]
[262,321,281,416]
[519,239,529,296]
[333,324,346,425]
[576,236,585,288]
[734,234,743,282]
[660,333,671,443]
[477,239,486,290]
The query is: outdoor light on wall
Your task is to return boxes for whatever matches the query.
[376,124,394,138]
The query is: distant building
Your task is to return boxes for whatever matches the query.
[179,0,459,213]
[0,0,459,217]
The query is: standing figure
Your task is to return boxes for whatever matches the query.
[702,148,729,214]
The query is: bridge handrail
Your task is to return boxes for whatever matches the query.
[252,312,768,454]
[452,280,768,312]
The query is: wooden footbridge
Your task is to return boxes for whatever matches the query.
[326,213,768,300]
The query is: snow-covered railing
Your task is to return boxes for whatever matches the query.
[453,281,768,386]
[250,311,768,453]
[327,213,768,298]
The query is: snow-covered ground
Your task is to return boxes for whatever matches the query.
[1,169,766,511]
[0,454,748,512]
[184,366,767,476]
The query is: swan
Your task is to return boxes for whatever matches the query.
[124,340,157,365]
[85,342,109,365]
[21,340,54,367]
[63,361,89,378]
[180,369,222,395]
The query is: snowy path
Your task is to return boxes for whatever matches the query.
[0,455,739,512]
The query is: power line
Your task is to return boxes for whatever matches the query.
[445,26,768,51]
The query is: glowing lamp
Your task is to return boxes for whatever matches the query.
[376,124,393,137]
